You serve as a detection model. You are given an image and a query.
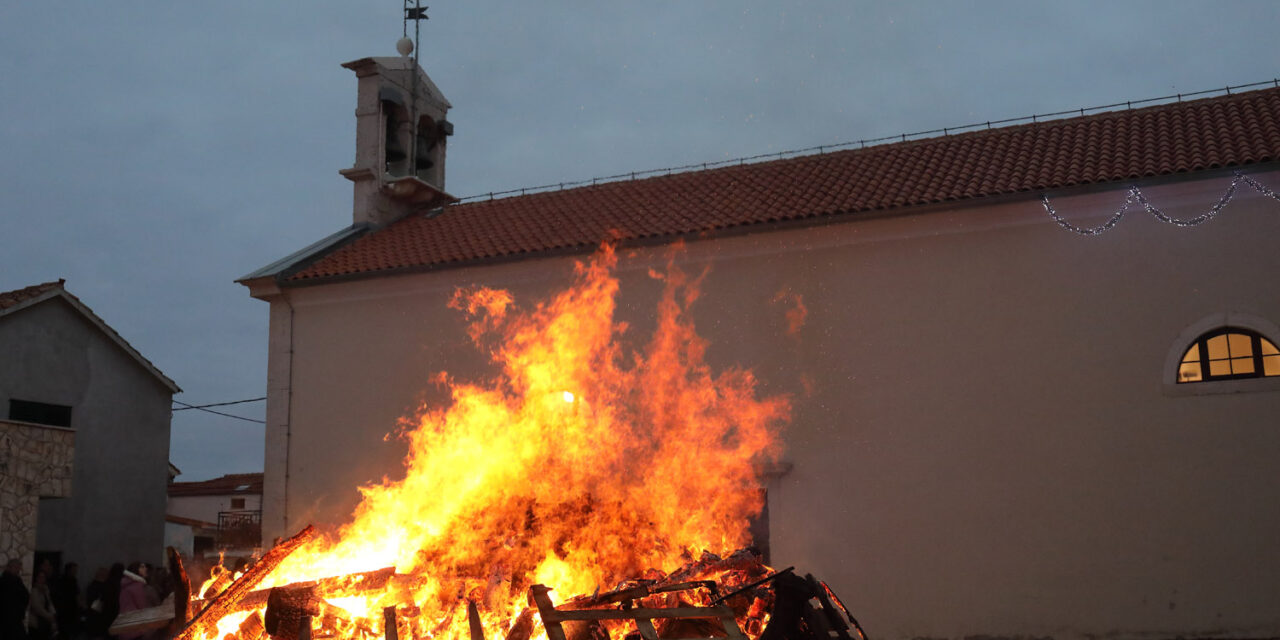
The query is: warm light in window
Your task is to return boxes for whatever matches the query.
[1178,328,1280,383]
[562,391,576,403]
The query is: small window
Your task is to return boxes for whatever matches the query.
[1177,328,1280,383]
[9,400,72,427]
[230,498,246,510]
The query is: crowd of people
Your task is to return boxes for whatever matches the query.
[0,557,171,640]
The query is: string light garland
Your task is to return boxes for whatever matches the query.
[1042,171,1280,235]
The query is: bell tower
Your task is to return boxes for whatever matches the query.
[339,10,455,227]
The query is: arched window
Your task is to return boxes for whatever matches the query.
[1177,327,1280,383]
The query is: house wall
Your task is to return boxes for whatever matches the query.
[167,494,263,523]
[0,420,73,579]
[259,168,1280,639]
[164,521,196,558]
[0,297,173,574]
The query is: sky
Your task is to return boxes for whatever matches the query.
[1,1,1277,481]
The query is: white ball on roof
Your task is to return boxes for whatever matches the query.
[396,37,414,56]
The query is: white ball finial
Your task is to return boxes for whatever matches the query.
[396,37,414,57]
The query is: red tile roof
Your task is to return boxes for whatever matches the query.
[168,472,263,497]
[289,86,1280,283]
[0,280,64,310]
[165,514,218,529]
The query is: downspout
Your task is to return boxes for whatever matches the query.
[282,293,295,535]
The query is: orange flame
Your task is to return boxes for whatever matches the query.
[205,246,789,640]
[771,290,807,337]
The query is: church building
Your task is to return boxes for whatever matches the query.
[240,49,1280,640]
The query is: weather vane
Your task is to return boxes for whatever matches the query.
[398,1,428,63]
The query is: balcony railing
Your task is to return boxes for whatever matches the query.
[217,509,262,548]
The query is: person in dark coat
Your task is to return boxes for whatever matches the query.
[81,568,107,640]
[51,563,78,640]
[0,558,30,640]
[87,565,121,640]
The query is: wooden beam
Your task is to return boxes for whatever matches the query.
[174,525,317,640]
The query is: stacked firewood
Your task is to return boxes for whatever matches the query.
[136,531,862,640]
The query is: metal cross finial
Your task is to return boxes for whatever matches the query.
[405,4,428,21]
[403,1,428,63]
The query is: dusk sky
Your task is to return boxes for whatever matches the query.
[2,1,1277,480]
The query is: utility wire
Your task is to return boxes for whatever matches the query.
[172,397,266,411]
[172,399,266,424]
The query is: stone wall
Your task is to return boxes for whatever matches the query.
[0,419,74,577]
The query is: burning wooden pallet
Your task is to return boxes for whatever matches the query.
[117,528,863,640]
[530,581,747,640]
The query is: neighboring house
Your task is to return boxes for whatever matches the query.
[167,472,264,559]
[163,513,218,565]
[0,280,179,578]
[240,54,1280,640]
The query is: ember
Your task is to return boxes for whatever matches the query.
[181,247,819,640]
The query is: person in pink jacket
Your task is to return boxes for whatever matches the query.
[115,563,157,640]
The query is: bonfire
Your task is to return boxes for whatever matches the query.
[118,247,862,640]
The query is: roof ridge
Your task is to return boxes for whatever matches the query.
[0,279,65,309]
[279,82,1280,283]
[456,83,1280,205]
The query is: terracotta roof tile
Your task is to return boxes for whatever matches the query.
[0,280,64,310]
[290,87,1280,282]
[168,472,264,497]
[165,514,218,529]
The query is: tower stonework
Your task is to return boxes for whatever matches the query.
[339,56,455,227]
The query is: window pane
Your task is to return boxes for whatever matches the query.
[1182,343,1200,363]
[1178,329,1280,384]
[1207,335,1229,360]
[1262,339,1280,356]
[1228,333,1254,357]
[1231,357,1255,375]
[9,399,73,428]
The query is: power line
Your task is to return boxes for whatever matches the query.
[172,399,265,424]
[172,397,266,411]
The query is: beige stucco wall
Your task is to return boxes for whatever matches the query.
[167,493,263,523]
[257,168,1280,639]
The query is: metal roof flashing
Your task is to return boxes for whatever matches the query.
[237,224,370,286]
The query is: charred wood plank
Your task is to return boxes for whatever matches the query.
[107,595,177,637]
[175,525,318,640]
[503,608,535,640]
[817,581,866,640]
[529,586,569,640]
[634,619,658,640]
[384,606,399,640]
[805,575,851,640]
[169,547,192,629]
[238,611,267,640]
[296,614,312,640]
[191,567,399,616]
[655,617,726,640]
[710,567,792,607]
[757,571,815,640]
[264,585,321,640]
[538,606,742,622]
[532,583,747,640]
[468,599,486,640]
